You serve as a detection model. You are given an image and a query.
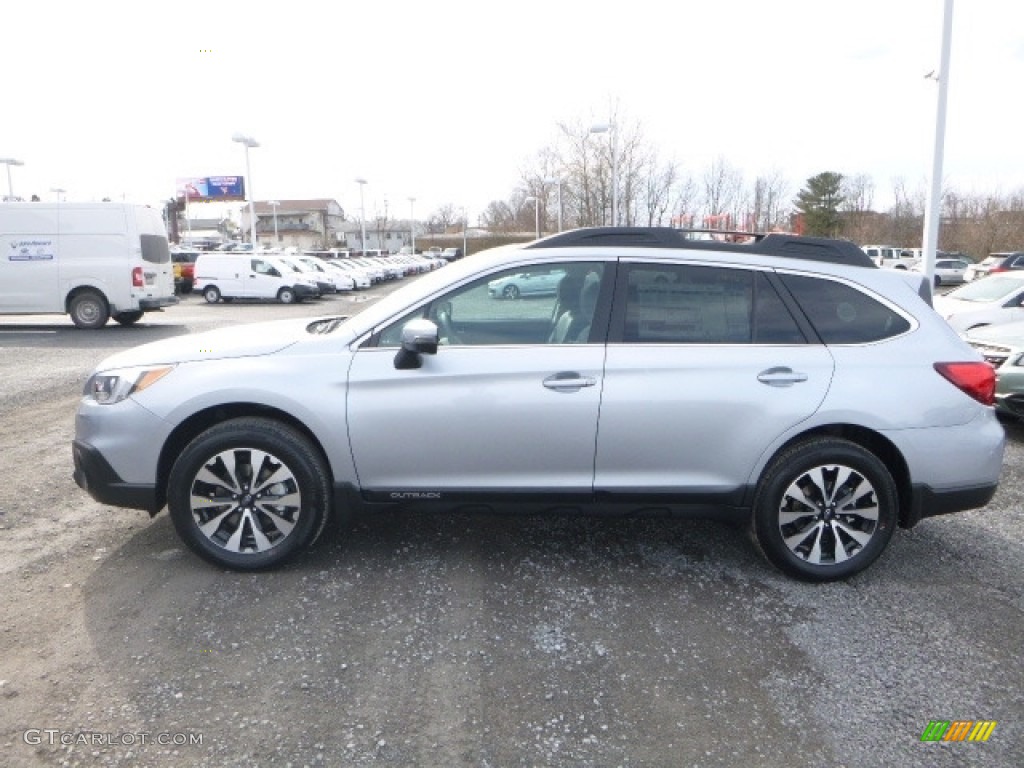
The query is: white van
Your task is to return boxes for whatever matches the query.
[0,202,177,328]
[861,244,918,270]
[193,253,319,304]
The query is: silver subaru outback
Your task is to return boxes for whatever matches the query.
[73,228,1005,581]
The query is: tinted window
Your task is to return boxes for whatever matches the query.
[140,234,169,264]
[621,264,804,344]
[780,274,911,343]
[376,262,604,347]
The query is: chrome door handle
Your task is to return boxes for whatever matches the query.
[543,372,597,391]
[757,367,809,387]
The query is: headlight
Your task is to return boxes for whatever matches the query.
[84,365,174,404]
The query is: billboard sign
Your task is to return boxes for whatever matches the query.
[176,176,246,202]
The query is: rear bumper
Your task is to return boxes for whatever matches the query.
[904,482,999,528]
[139,296,179,310]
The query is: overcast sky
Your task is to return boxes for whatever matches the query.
[3,0,1022,222]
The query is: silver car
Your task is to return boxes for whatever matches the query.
[73,228,1005,581]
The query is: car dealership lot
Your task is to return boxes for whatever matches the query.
[1,288,1022,767]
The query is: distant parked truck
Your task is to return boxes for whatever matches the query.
[0,202,177,328]
[861,244,918,270]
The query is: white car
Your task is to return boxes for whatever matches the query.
[932,273,1024,332]
[910,256,971,287]
[323,260,371,289]
[297,256,354,292]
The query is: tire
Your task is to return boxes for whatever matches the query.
[278,287,297,304]
[69,291,110,329]
[203,286,221,304]
[113,311,144,326]
[167,418,331,570]
[503,285,520,300]
[752,438,897,582]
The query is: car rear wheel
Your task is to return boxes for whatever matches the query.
[167,418,331,570]
[203,286,221,304]
[752,438,897,582]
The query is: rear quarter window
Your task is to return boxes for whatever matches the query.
[780,274,910,343]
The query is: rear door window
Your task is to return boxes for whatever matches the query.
[140,234,170,264]
[615,264,806,345]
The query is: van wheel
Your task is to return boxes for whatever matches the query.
[203,286,221,304]
[114,311,144,326]
[69,291,110,329]
[752,438,897,582]
[167,418,331,570]
[278,287,297,304]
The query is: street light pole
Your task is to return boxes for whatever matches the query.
[544,176,562,232]
[589,122,618,226]
[523,196,540,240]
[231,133,260,249]
[50,187,66,203]
[355,178,368,255]
[1,158,24,201]
[922,0,955,293]
[408,197,416,252]
[267,200,280,246]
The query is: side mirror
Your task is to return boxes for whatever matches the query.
[394,318,439,369]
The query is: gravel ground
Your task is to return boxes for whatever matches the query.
[0,289,1021,767]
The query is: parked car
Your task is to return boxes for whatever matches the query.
[861,244,918,270]
[488,268,567,299]
[193,253,318,304]
[964,321,1024,419]
[73,227,1003,582]
[322,259,371,289]
[171,249,201,294]
[932,273,1024,331]
[910,255,971,287]
[965,251,1024,281]
[296,256,354,292]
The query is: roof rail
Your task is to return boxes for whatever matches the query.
[526,227,876,268]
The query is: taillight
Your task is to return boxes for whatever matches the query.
[132,267,144,287]
[934,362,996,406]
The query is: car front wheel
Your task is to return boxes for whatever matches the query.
[203,286,221,304]
[167,418,331,570]
[752,438,897,582]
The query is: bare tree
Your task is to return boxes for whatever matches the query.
[702,156,744,228]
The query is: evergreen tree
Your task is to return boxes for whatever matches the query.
[795,172,845,236]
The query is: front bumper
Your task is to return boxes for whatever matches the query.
[73,439,160,513]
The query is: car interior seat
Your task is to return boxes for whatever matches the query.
[548,275,584,344]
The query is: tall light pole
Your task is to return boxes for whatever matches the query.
[544,176,562,232]
[1,158,24,201]
[922,0,954,293]
[590,122,618,226]
[268,200,280,246]
[522,196,540,240]
[355,177,368,255]
[231,133,260,249]
[408,196,416,252]
[50,187,66,202]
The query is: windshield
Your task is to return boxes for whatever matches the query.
[948,275,1024,303]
